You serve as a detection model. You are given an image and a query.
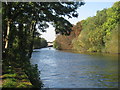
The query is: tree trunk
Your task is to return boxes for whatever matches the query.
[5,20,10,49]
[28,23,36,58]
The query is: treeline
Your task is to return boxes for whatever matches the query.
[33,37,48,49]
[2,2,84,88]
[53,22,82,50]
[54,1,120,54]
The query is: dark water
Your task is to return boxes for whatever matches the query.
[30,47,118,88]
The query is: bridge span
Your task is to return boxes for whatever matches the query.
[47,42,53,47]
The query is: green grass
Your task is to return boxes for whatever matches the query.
[2,65,33,88]
[2,57,42,88]
[3,73,17,78]
[2,78,17,88]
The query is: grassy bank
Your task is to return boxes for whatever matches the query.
[2,58,42,88]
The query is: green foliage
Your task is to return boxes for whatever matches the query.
[16,83,28,88]
[24,63,43,88]
[2,60,34,88]
[3,78,17,88]
[2,74,33,88]
[72,1,120,53]
[104,25,119,53]
[53,40,61,50]
[3,73,17,78]
[72,38,81,51]
[54,22,82,50]
[2,1,84,88]
[40,38,48,48]
[33,37,47,49]
[16,82,32,88]
[2,64,16,74]
[72,29,91,52]
[33,37,41,49]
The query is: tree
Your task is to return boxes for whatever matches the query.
[54,21,82,50]
[33,37,48,49]
[2,1,85,56]
[72,1,120,53]
[2,1,85,88]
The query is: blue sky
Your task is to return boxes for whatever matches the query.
[67,2,115,24]
[40,1,118,42]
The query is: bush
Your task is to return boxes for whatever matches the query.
[24,63,43,88]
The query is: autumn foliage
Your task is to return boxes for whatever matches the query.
[54,1,120,54]
[54,22,82,50]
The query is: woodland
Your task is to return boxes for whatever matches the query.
[1,1,119,88]
[54,1,120,54]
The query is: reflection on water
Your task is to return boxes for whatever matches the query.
[30,47,118,88]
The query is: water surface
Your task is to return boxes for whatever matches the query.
[30,47,118,88]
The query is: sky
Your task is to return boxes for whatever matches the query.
[40,0,118,42]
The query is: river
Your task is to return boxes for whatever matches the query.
[30,47,118,88]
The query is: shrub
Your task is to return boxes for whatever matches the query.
[24,63,43,88]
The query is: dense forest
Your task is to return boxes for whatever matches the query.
[54,1,120,54]
[2,1,84,88]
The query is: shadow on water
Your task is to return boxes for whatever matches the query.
[30,47,118,88]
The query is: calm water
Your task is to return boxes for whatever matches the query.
[30,47,118,88]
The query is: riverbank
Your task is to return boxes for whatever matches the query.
[57,48,119,64]
[53,1,120,54]
[59,49,119,59]
[1,68,33,88]
[2,62,33,88]
[2,58,42,88]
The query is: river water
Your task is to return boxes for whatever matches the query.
[30,47,118,88]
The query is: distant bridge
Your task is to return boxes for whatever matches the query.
[47,42,53,47]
